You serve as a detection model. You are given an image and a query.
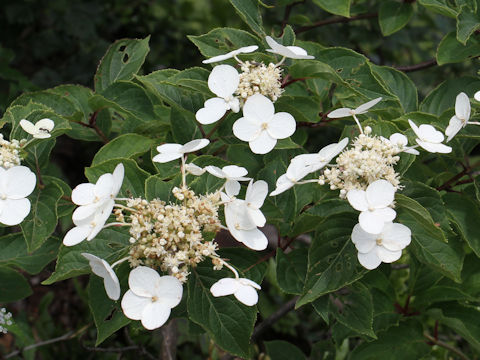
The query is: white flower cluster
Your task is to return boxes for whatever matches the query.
[0,308,12,334]
[196,36,314,154]
[0,134,24,169]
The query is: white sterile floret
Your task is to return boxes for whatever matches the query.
[384,133,419,155]
[475,90,480,102]
[121,266,183,330]
[185,163,205,176]
[196,65,240,125]
[210,277,261,306]
[0,166,36,225]
[270,160,311,196]
[265,36,314,60]
[347,179,396,234]
[408,120,452,153]
[152,139,210,163]
[19,118,55,139]
[245,180,268,227]
[202,45,259,64]
[328,97,382,119]
[206,165,251,196]
[82,253,120,300]
[292,138,349,173]
[445,92,471,142]
[63,203,113,246]
[233,94,296,154]
[223,193,268,250]
[71,163,124,223]
[351,222,411,270]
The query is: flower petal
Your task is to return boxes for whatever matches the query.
[19,119,36,135]
[129,266,160,297]
[222,165,248,179]
[5,166,36,199]
[233,117,261,142]
[229,226,268,250]
[389,133,408,147]
[355,97,382,114]
[234,284,258,306]
[154,275,183,308]
[475,90,480,102]
[195,97,228,125]
[104,275,121,301]
[112,163,125,197]
[121,290,150,320]
[327,108,353,118]
[445,116,463,142]
[285,46,314,59]
[351,223,377,253]
[63,225,91,246]
[72,204,98,223]
[249,130,277,154]
[376,246,402,263]
[0,198,31,225]
[141,302,172,330]
[455,92,470,121]
[181,139,210,153]
[242,94,274,123]
[94,173,114,199]
[381,222,411,251]
[225,180,241,197]
[35,118,55,131]
[416,139,452,154]
[156,143,183,154]
[346,190,368,212]
[268,112,296,139]
[205,165,226,179]
[210,278,239,297]
[247,208,266,227]
[208,65,239,98]
[359,211,387,235]
[357,250,382,270]
[366,180,395,209]
[246,180,268,209]
[408,119,421,138]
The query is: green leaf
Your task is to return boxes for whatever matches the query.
[428,303,480,351]
[276,248,308,295]
[188,27,262,60]
[228,0,265,37]
[42,228,130,285]
[21,180,63,252]
[0,266,32,302]
[418,0,458,18]
[420,77,480,115]
[0,233,59,275]
[329,282,375,338]
[144,175,175,202]
[297,213,368,307]
[94,37,150,92]
[443,192,480,258]
[312,0,351,17]
[350,319,430,360]
[275,96,322,123]
[170,106,202,144]
[88,273,131,346]
[85,158,150,198]
[437,31,480,65]
[457,2,480,44]
[265,340,307,360]
[396,194,463,281]
[187,252,263,358]
[378,1,414,36]
[92,133,154,166]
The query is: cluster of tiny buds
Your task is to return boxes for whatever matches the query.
[319,133,402,197]
[0,308,12,334]
[236,61,284,102]
[117,186,223,282]
[0,134,25,169]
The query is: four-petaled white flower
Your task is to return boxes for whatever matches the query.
[19,118,55,139]
[270,160,311,196]
[291,138,349,173]
[233,94,296,154]
[408,120,452,153]
[202,45,259,64]
[383,133,419,155]
[185,163,205,176]
[352,222,411,270]
[0,166,36,225]
[445,92,471,142]
[346,179,396,234]
[265,36,314,60]
[82,253,120,300]
[152,139,210,163]
[327,97,382,119]
[71,163,124,223]
[121,266,183,330]
[196,65,240,125]
[210,277,261,306]
[206,165,251,196]
[222,192,268,251]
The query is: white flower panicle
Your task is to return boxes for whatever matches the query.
[236,61,284,102]
[233,94,296,154]
[19,118,55,139]
[202,45,259,64]
[196,65,240,125]
[0,308,13,334]
[0,134,24,169]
